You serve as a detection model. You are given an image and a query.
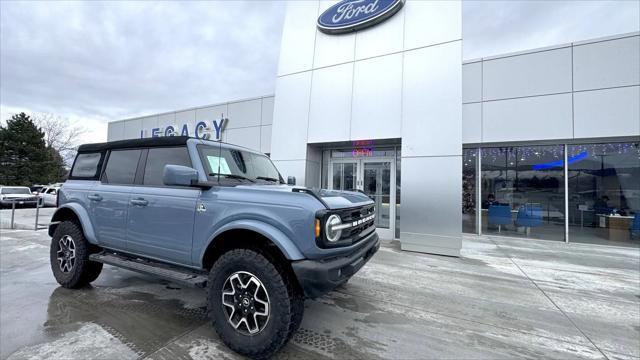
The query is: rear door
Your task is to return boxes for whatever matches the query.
[89,149,142,251]
[126,146,199,265]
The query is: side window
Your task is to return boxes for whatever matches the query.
[71,153,102,178]
[143,147,192,186]
[103,149,142,184]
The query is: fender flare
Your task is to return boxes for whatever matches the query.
[49,204,98,245]
[201,219,305,265]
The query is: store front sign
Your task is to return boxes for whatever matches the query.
[317,0,404,34]
[140,115,228,141]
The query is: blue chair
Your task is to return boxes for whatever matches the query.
[488,205,512,233]
[516,205,543,236]
[631,213,640,240]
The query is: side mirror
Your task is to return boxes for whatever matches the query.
[163,165,199,187]
[287,176,296,186]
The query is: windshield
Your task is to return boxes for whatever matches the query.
[1,187,31,195]
[198,145,283,184]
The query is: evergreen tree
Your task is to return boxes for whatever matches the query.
[0,112,67,186]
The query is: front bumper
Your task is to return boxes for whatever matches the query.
[1,199,39,207]
[291,232,380,299]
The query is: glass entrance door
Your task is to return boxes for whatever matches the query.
[330,161,358,191]
[328,157,396,239]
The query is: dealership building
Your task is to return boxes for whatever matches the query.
[107,1,640,256]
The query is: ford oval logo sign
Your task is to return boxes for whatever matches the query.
[317,0,405,35]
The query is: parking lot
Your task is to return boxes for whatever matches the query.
[1,209,639,359]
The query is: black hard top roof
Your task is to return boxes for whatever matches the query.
[77,136,261,154]
[77,136,190,152]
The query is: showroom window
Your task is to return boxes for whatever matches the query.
[568,142,640,247]
[480,145,566,241]
[462,149,477,234]
[463,141,639,247]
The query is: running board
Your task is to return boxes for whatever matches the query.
[89,252,208,288]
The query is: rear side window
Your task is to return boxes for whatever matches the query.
[143,147,192,186]
[71,153,102,178]
[103,149,142,184]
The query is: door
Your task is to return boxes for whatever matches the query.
[329,160,358,191]
[362,159,395,239]
[328,157,396,239]
[90,149,142,251]
[126,147,198,265]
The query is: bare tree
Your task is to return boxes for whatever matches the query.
[32,112,86,167]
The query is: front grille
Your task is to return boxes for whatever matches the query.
[336,204,375,243]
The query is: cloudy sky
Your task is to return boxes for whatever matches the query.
[1,0,638,144]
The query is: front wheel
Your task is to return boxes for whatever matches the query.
[207,249,303,359]
[50,221,103,288]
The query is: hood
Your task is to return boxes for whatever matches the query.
[234,184,373,210]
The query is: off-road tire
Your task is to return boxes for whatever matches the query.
[207,249,303,359]
[50,221,103,288]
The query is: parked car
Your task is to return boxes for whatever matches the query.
[0,186,40,208]
[39,185,61,207]
[30,184,46,195]
[48,136,379,359]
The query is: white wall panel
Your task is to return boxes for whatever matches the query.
[228,99,261,129]
[277,1,319,76]
[270,72,312,160]
[462,103,481,144]
[261,97,275,125]
[107,122,124,141]
[157,113,176,136]
[351,53,402,140]
[260,125,272,154]
[573,35,640,91]
[402,42,462,156]
[174,110,196,137]
[463,62,482,103]
[574,86,640,138]
[308,63,352,143]
[224,126,261,152]
[483,47,572,101]
[272,160,307,186]
[403,0,461,50]
[483,94,573,142]
[313,30,355,68]
[195,105,227,123]
[354,6,404,60]
[123,118,142,140]
[138,116,158,138]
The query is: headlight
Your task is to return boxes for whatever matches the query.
[325,214,342,242]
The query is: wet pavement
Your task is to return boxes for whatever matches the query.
[1,225,638,359]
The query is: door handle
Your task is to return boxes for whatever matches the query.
[87,194,103,202]
[130,198,148,207]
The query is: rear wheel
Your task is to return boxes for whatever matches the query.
[50,221,103,288]
[207,249,303,359]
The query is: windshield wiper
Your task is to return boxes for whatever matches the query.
[210,173,255,182]
[255,176,280,183]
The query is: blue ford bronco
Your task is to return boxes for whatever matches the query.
[49,136,379,359]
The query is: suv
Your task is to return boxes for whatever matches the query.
[48,136,379,359]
